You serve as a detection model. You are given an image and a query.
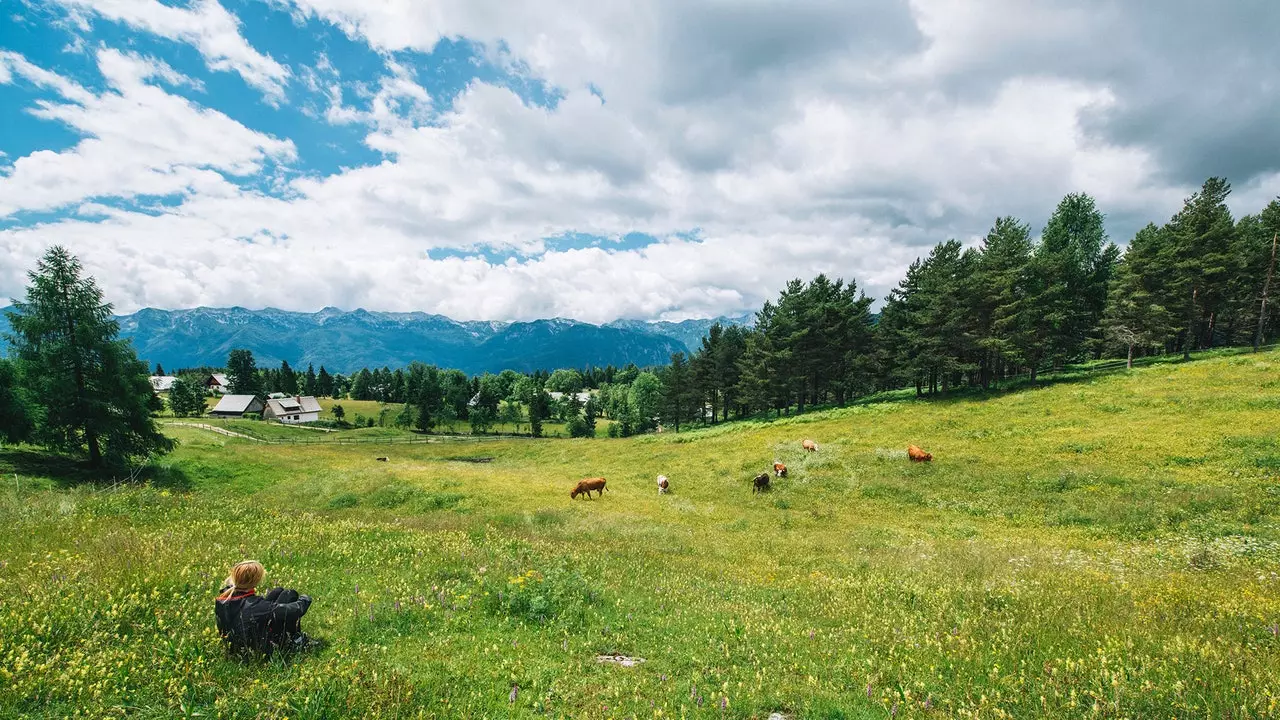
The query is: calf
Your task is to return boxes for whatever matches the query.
[802,439,818,452]
[773,462,787,478]
[907,445,932,462]
[752,473,770,494]
[656,475,670,494]
[570,477,608,500]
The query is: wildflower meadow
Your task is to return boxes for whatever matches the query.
[2,351,1280,718]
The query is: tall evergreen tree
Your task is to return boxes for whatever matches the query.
[0,358,32,445]
[415,366,444,432]
[1103,225,1177,367]
[528,389,551,438]
[1033,193,1117,369]
[5,246,173,467]
[659,351,694,431]
[304,364,317,396]
[226,349,263,396]
[316,366,334,397]
[973,217,1034,387]
[279,360,299,395]
[1167,178,1236,356]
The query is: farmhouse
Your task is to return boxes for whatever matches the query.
[149,375,177,393]
[206,373,231,394]
[209,394,264,418]
[263,395,322,424]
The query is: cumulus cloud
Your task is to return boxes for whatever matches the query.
[0,49,294,217]
[2,0,1278,321]
[49,0,291,101]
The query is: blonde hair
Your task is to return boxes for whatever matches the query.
[218,560,264,599]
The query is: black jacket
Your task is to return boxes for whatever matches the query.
[215,588,311,656]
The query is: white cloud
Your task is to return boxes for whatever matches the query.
[50,0,290,101]
[4,0,1277,322]
[0,49,294,217]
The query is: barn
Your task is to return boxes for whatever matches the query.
[209,394,265,418]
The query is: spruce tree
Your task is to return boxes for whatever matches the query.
[304,364,317,395]
[316,366,334,397]
[279,360,299,395]
[226,349,263,396]
[5,246,173,467]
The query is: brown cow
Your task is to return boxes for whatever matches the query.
[907,445,932,462]
[802,439,818,452]
[752,473,770,493]
[570,477,608,499]
[773,462,787,478]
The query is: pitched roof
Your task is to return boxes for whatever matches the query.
[266,396,322,415]
[211,395,261,414]
[209,373,230,387]
[149,376,177,391]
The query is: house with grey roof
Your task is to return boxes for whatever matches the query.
[209,394,264,418]
[206,373,232,394]
[149,375,177,393]
[263,395,322,424]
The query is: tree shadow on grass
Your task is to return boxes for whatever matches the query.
[0,446,193,491]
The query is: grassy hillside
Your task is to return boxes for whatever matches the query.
[2,351,1279,718]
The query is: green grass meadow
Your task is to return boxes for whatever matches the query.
[3,352,1280,717]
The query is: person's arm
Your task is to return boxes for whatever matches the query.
[271,594,312,623]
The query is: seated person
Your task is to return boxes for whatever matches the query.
[214,560,315,657]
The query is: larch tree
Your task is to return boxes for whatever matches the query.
[5,246,173,468]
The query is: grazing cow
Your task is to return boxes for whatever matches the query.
[773,462,788,478]
[375,456,388,462]
[802,439,818,452]
[907,445,932,462]
[656,475,670,494]
[570,477,608,500]
[752,473,770,493]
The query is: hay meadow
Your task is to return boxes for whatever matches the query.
[3,350,1280,718]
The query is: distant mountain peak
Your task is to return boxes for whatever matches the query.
[0,306,748,374]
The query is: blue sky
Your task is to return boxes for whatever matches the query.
[2,0,1278,322]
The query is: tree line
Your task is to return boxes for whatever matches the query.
[1,179,1276,467]
[652,180,1278,428]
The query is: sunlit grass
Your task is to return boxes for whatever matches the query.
[3,351,1280,717]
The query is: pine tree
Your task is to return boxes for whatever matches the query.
[154,363,165,376]
[528,389,551,438]
[1102,225,1177,367]
[659,352,694,431]
[974,217,1034,386]
[1167,178,1236,356]
[5,246,173,467]
[226,349,262,396]
[351,368,373,400]
[415,366,444,432]
[304,364,317,396]
[1033,193,1116,369]
[316,366,334,397]
[279,360,299,395]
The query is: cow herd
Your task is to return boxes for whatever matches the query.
[568,440,934,500]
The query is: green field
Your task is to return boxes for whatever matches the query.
[4,351,1280,718]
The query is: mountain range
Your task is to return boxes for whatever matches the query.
[0,306,753,375]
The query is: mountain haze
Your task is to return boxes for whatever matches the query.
[0,307,751,374]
